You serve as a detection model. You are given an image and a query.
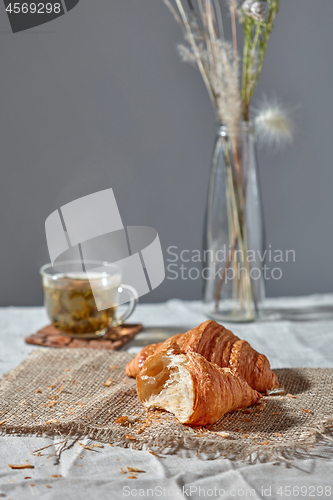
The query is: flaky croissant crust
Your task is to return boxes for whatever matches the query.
[127,320,278,393]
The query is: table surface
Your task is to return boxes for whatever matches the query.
[1,295,333,499]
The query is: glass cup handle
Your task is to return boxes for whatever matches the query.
[111,284,138,326]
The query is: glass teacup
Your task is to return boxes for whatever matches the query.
[40,260,138,339]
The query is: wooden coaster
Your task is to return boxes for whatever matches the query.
[25,323,143,350]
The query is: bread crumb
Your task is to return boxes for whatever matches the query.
[115,416,128,425]
[103,378,115,387]
[127,467,145,473]
[8,464,34,469]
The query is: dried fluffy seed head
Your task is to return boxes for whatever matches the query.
[177,44,196,65]
[241,0,268,22]
[241,0,253,15]
[254,100,294,149]
[250,2,268,22]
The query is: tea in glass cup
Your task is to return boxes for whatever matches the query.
[40,260,137,338]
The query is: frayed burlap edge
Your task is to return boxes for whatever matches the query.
[2,418,333,464]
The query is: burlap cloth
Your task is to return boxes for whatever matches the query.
[1,348,333,462]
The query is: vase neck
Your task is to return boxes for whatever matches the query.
[216,121,254,137]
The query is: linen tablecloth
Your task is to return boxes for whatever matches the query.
[1,295,333,499]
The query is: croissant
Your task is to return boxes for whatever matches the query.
[126,320,278,393]
[136,343,262,426]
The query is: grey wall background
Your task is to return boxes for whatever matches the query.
[0,0,333,306]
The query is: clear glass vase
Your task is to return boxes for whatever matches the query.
[202,121,265,322]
